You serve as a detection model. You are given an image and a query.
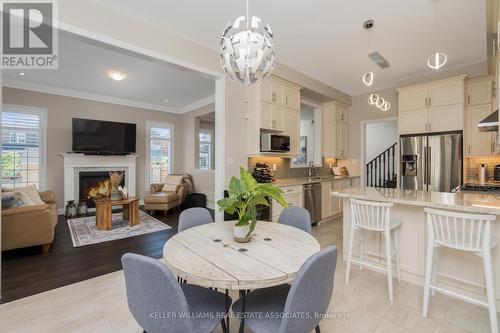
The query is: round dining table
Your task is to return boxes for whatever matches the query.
[162,220,321,333]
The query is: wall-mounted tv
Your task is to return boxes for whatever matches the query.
[72,118,136,155]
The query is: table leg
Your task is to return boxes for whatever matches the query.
[96,203,112,230]
[129,201,139,227]
[122,203,130,221]
[239,290,246,333]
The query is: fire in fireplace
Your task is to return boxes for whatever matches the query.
[79,171,125,206]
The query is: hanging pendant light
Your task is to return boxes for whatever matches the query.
[368,93,391,111]
[427,0,447,70]
[362,20,375,87]
[362,72,374,86]
[220,0,275,87]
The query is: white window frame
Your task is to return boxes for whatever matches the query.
[145,120,174,191]
[1,104,48,190]
[198,127,213,171]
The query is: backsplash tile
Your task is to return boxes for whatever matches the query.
[247,157,338,179]
[465,156,500,183]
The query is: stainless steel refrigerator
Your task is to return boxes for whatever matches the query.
[400,132,462,192]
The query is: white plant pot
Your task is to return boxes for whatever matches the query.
[234,223,252,243]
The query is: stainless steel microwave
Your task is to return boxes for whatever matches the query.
[260,133,290,153]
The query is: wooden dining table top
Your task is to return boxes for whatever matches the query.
[162,221,321,290]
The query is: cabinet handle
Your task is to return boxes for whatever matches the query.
[272,120,276,128]
[285,96,288,105]
[467,95,471,105]
[272,92,276,102]
[429,97,431,106]
[425,97,428,107]
[468,144,471,155]
[428,122,431,132]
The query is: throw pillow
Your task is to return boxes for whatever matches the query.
[1,193,25,209]
[3,185,44,205]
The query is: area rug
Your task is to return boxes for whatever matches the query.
[67,210,171,247]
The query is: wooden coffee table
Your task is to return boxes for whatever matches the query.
[95,197,140,231]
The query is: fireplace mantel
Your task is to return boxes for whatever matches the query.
[59,153,139,204]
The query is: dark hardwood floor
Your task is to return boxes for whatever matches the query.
[0,208,202,304]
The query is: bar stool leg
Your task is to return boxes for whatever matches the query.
[483,250,498,333]
[384,231,393,302]
[345,225,356,284]
[422,241,435,317]
[431,248,438,296]
[394,228,401,282]
[359,229,364,270]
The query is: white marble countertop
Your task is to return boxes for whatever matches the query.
[331,187,500,215]
[273,175,360,187]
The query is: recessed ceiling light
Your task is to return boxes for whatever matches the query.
[19,72,25,76]
[164,99,168,103]
[108,71,127,81]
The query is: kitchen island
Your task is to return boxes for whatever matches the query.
[331,187,500,306]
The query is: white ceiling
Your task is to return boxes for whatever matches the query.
[93,0,487,96]
[3,33,215,113]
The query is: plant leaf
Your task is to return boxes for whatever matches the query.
[257,183,288,208]
[228,176,245,199]
[246,206,258,237]
[240,167,257,194]
[235,211,251,226]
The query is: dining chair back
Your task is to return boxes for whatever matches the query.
[122,253,193,333]
[278,206,312,233]
[279,246,337,333]
[178,207,213,232]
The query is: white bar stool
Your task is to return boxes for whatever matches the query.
[345,198,402,301]
[422,208,498,333]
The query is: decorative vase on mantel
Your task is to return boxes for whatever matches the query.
[217,167,288,243]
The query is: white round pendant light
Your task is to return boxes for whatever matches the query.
[368,93,390,111]
[220,0,275,86]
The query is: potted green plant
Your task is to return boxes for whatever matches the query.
[217,167,288,243]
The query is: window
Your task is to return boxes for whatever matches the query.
[1,105,47,189]
[146,121,173,187]
[199,129,212,170]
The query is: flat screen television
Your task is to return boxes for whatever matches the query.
[72,118,136,154]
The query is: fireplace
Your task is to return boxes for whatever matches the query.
[79,171,125,207]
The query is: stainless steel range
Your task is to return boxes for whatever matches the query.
[461,184,500,192]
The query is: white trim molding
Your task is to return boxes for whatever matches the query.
[3,80,184,114]
[180,95,215,113]
[145,121,175,191]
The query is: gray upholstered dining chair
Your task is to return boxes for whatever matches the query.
[232,246,337,333]
[121,253,230,333]
[277,206,312,234]
[178,207,214,232]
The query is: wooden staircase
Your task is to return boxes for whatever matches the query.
[366,143,397,188]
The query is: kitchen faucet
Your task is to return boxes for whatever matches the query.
[308,161,315,178]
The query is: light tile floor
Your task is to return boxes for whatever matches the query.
[0,218,492,333]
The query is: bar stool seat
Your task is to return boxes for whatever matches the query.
[422,207,498,333]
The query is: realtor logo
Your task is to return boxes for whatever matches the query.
[1,0,58,69]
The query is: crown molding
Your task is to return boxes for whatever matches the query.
[2,79,185,114]
[180,95,215,113]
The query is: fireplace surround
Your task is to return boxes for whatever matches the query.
[60,153,139,206]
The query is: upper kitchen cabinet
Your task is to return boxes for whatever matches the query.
[397,75,466,135]
[465,76,494,156]
[323,101,349,159]
[246,76,302,156]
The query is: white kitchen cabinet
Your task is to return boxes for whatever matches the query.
[397,75,466,135]
[321,178,359,220]
[467,77,493,106]
[271,185,303,222]
[247,76,302,155]
[465,76,494,156]
[284,86,300,111]
[322,101,349,159]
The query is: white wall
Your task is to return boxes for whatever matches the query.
[365,120,398,162]
[180,103,216,208]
